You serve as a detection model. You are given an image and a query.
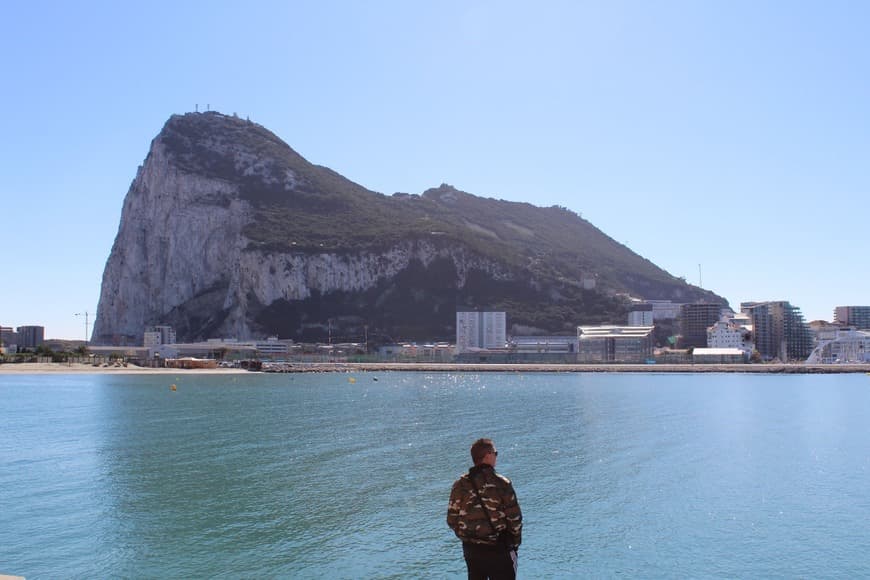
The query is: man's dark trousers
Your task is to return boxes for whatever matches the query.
[462,542,517,580]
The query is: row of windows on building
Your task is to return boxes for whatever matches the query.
[0,325,45,352]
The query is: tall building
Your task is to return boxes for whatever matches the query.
[456,311,506,352]
[0,326,14,346]
[679,303,722,348]
[742,301,813,361]
[833,306,870,330]
[143,325,177,347]
[16,326,45,349]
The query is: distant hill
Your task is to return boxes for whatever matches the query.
[92,112,725,345]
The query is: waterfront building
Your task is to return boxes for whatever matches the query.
[833,306,870,330]
[511,335,578,354]
[741,301,813,362]
[502,335,579,364]
[806,326,870,363]
[692,347,747,364]
[707,319,754,355]
[456,311,506,352]
[254,337,290,356]
[203,337,300,359]
[577,325,654,363]
[679,303,722,348]
[378,342,454,361]
[16,325,45,349]
[165,357,219,369]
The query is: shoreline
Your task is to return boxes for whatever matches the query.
[0,362,248,374]
[1,361,869,375]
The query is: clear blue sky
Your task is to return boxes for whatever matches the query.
[2,1,868,340]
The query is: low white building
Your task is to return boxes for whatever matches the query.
[378,342,454,361]
[511,335,578,354]
[206,337,294,358]
[254,337,290,356]
[693,347,747,364]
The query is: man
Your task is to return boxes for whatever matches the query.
[447,438,523,580]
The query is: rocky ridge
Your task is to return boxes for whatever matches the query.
[93,112,724,345]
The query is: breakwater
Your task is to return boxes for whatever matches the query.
[259,362,870,374]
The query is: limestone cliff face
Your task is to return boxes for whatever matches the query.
[93,112,724,345]
[93,137,250,343]
[92,116,511,343]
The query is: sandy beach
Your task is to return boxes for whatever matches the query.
[2,361,869,374]
[0,362,249,374]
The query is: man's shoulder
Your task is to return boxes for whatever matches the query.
[493,472,513,486]
[454,466,514,488]
[451,472,471,488]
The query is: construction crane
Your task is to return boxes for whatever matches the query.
[74,311,93,343]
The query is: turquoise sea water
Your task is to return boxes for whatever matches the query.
[2,371,870,578]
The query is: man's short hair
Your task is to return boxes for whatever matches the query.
[470,438,495,465]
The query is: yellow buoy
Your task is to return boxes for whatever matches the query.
[348,377,356,383]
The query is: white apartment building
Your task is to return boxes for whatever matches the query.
[707,320,754,354]
[456,311,506,352]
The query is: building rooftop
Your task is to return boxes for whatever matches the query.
[694,347,745,356]
[578,326,654,338]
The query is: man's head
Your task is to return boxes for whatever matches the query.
[471,438,498,466]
